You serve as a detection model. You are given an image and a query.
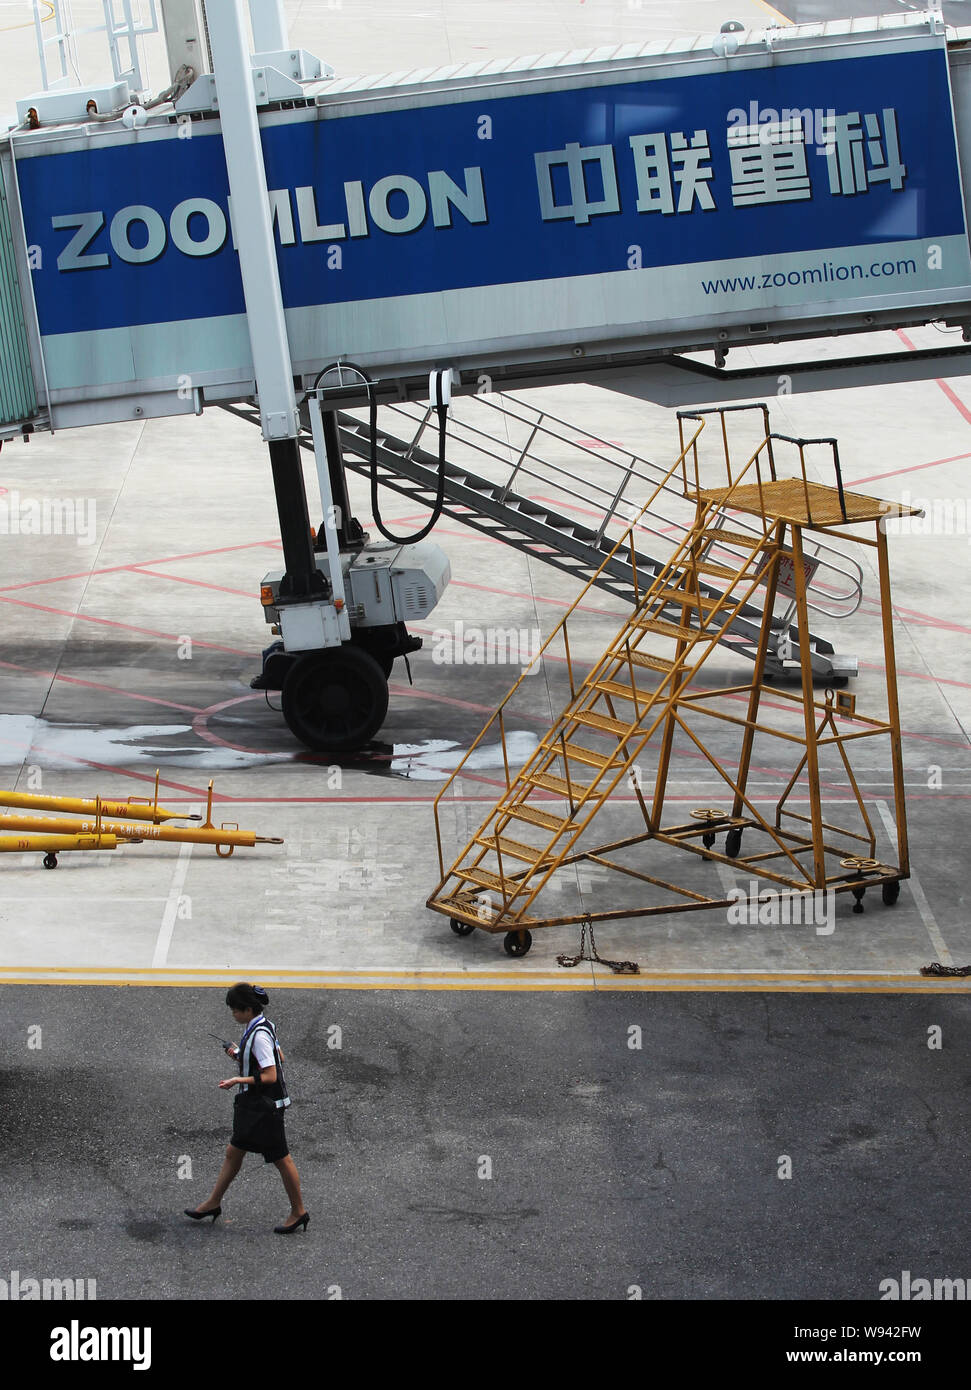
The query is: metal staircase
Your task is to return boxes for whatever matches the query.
[227,393,862,678]
[427,407,912,954]
[430,466,780,931]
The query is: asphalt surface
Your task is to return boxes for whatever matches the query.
[0,985,967,1301]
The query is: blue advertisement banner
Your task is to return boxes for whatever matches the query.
[13,42,971,342]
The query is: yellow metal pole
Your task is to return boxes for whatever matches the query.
[731,520,784,819]
[0,789,199,824]
[876,526,910,875]
[0,812,282,851]
[791,525,827,885]
[0,833,125,855]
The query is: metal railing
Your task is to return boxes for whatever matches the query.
[360,390,864,620]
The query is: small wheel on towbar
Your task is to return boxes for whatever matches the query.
[43,853,58,870]
[882,881,901,906]
[725,828,743,859]
[281,645,389,753]
[503,930,532,958]
[450,918,476,937]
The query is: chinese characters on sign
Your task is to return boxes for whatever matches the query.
[534,108,907,223]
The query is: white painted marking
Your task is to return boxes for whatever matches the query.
[151,805,201,967]
[877,801,953,965]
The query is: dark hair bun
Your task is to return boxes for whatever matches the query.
[252,985,269,1004]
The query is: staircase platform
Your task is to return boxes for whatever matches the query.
[696,479,921,528]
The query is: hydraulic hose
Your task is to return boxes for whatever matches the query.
[310,361,449,546]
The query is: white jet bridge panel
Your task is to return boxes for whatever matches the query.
[2,13,971,434]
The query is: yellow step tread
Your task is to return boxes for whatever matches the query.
[454,867,506,890]
[626,650,676,672]
[476,834,545,863]
[628,618,697,641]
[594,677,663,704]
[554,740,614,767]
[651,589,723,611]
[700,528,771,548]
[525,771,593,797]
[572,709,633,736]
[433,896,539,926]
[502,804,570,831]
[690,560,753,580]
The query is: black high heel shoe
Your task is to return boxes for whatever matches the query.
[273,1212,310,1234]
[184,1206,221,1223]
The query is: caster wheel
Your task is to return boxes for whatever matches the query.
[725,828,743,859]
[450,918,475,937]
[281,645,389,753]
[702,832,716,849]
[43,853,58,870]
[881,881,901,907]
[851,885,866,914]
[503,930,532,958]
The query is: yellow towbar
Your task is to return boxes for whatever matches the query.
[0,770,199,824]
[0,832,128,869]
[0,812,282,854]
[0,775,283,866]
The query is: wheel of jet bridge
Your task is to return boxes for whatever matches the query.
[281,645,389,753]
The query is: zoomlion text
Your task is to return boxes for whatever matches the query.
[702,258,918,295]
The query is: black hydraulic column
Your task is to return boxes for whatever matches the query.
[321,409,365,549]
[268,437,325,599]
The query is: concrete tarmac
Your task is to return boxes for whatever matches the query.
[0,984,968,1301]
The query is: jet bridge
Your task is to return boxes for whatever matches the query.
[0,3,965,747]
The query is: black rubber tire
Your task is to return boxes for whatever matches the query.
[882,881,901,906]
[503,930,532,958]
[450,918,475,937]
[281,645,389,753]
[350,635,395,678]
[43,853,58,870]
[725,828,743,859]
[702,832,716,849]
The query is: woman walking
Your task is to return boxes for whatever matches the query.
[185,983,309,1234]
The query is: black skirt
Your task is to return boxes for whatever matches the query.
[231,1091,289,1163]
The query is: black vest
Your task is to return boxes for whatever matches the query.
[238,1016,290,1109]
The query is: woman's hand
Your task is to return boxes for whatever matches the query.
[219,1077,240,1090]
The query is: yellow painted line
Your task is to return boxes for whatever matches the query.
[0,980,964,993]
[0,973,950,984]
[0,1,54,33]
[0,968,965,993]
[752,0,793,25]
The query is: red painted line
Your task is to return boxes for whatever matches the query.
[847,449,971,489]
[192,694,277,755]
[132,567,254,599]
[0,539,283,594]
[895,327,971,426]
[0,658,204,714]
[858,659,971,693]
[0,593,250,656]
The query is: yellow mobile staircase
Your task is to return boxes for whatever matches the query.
[426,404,918,957]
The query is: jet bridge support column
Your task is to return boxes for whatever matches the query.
[205,0,321,603]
